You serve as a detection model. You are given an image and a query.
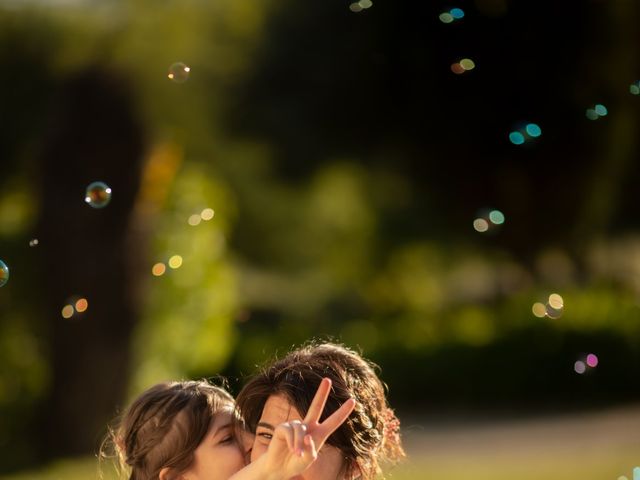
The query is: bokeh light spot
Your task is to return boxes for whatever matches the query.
[168,62,191,83]
[594,104,608,116]
[459,58,475,70]
[450,8,465,19]
[473,218,489,232]
[548,293,564,309]
[349,2,363,12]
[586,109,599,120]
[29,239,39,247]
[545,303,563,319]
[509,131,525,145]
[200,208,215,221]
[489,210,505,225]
[359,0,373,8]
[152,262,166,276]
[85,181,112,208]
[168,255,183,269]
[574,360,586,374]
[532,302,546,318]
[188,214,201,226]
[75,298,88,313]
[61,305,74,319]
[630,82,640,95]
[451,63,465,74]
[586,353,598,368]
[0,260,9,287]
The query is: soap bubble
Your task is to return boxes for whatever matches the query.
[0,260,8,287]
[168,62,191,83]
[85,181,112,208]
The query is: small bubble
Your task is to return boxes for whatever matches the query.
[489,210,505,225]
[525,123,542,137]
[168,62,191,83]
[451,63,465,74]
[548,293,564,309]
[509,131,525,145]
[85,181,112,208]
[29,239,39,247]
[545,303,563,319]
[594,104,608,116]
[349,2,363,12]
[75,298,88,313]
[473,218,489,232]
[0,260,9,287]
[61,304,74,319]
[450,8,465,19]
[201,208,215,221]
[532,302,547,318]
[188,214,201,226]
[586,109,599,120]
[439,12,454,23]
[459,58,475,71]
[586,353,598,368]
[358,0,373,8]
[168,255,183,269]
[574,360,586,374]
[152,263,166,276]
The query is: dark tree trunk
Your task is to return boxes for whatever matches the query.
[34,66,146,459]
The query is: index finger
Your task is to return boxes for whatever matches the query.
[313,397,356,445]
[304,377,332,424]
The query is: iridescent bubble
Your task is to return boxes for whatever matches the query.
[586,353,598,368]
[439,12,454,23]
[188,214,201,226]
[473,218,489,232]
[29,239,39,247]
[168,62,191,83]
[594,104,608,116]
[152,262,166,276]
[61,304,74,319]
[532,302,546,318]
[525,123,542,137]
[509,131,525,145]
[574,360,586,374]
[85,181,112,208]
[548,293,564,309]
[75,298,88,313]
[450,8,465,19]
[168,255,183,269]
[586,109,599,121]
[630,82,640,95]
[0,260,8,287]
[201,208,215,221]
[545,302,563,319]
[459,58,475,71]
[358,0,373,8]
[451,63,465,74]
[489,210,505,225]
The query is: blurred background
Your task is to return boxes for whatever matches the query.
[0,0,639,478]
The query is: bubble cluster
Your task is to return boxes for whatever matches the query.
[0,260,9,287]
[168,62,191,83]
[473,209,505,233]
[29,239,39,247]
[439,7,465,23]
[349,0,372,12]
[85,181,112,208]
[451,58,475,74]
[61,297,88,319]
[509,122,542,145]
[532,293,564,318]
[188,208,215,226]
[574,353,598,374]
[586,104,607,120]
[630,81,640,95]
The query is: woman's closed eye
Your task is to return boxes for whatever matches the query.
[218,434,234,445]
[256,430,273,441]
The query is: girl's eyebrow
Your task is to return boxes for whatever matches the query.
[256,422,274,431]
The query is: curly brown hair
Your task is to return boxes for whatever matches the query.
[235,342,405,480]
[101,380,234,480]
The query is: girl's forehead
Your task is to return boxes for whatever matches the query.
[260,394,303,423]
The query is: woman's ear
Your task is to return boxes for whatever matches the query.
[159,466,182,480]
